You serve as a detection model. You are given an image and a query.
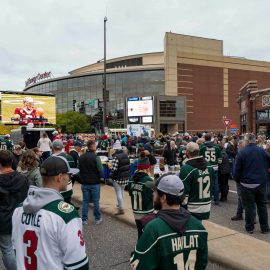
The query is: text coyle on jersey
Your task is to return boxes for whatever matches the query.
[12,186,89,270]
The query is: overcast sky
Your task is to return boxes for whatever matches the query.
[1,0,270,90]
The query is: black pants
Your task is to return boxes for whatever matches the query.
[240,183,269,232]
[219,173,229,200]
[135,219,143,239]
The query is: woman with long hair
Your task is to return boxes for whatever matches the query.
[17,150,42,187]
[37,132,52,160]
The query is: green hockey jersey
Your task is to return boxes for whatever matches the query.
[128,172,154,216]
[180,157,215,220]
[199,142,221,171]
[0,138,13,151]
[130,214,208,270]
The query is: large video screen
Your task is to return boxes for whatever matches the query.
[1,93,56,125]
[127,96,153,117]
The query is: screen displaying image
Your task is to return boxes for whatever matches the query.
[142,116,153,123]
[1,93,56,125]
[127,97,153,117]
[128,117,140,124]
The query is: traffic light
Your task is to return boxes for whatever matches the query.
[73,100,76,111]
[97,110,103,122]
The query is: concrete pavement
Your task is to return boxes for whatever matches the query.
[73,183,270,270]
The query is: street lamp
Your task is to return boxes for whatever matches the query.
[102,16,108,133]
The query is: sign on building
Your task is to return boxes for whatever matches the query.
[262,95,270,107]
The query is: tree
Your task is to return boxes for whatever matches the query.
[56,111,90,133]
[0,124,14,135]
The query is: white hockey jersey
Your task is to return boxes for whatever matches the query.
[12,186,89,270]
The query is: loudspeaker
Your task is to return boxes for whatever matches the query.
[21,126,27,135]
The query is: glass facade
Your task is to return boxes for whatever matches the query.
[159,100,185,118]
[24,69,165,125]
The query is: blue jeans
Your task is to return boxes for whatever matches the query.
[81,184,101,222]
[0,234,17,270]
[112,181,125,210]
[240,183,269,232]
[213,170,219,202]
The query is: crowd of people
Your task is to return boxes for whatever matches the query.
[0,129,269,269]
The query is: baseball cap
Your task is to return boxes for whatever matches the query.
[146,173,184,197]
[74,141,82,147]
[52,131,59,135]
[40,156,79,176]
[186,142,199,153]
[52,139,64,149]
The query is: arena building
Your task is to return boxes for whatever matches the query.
[23,32,270,134]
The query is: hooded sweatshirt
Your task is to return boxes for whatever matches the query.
[157,208,191,235]
[186,156,207,171]
[12,186,89,270]
[131,207,208,270]
[180,156,215,220]
[22,185,63,214]
[0,171,29,234]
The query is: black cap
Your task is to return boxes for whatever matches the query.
[40,156,79,176]
[74,141,82,147]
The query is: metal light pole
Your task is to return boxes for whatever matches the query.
[102,16,108,132]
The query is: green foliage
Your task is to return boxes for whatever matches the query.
[56,111,90,133]
[108,122,121,128]
[0,124,14,135]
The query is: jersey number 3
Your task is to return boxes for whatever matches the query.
[23,230,38,270]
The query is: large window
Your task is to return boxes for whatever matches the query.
[24,69,165,125]
[160,99,185,118]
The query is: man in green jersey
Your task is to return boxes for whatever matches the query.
[180,142,215,220]
[128,151,154,238]
[199,133,222,205]
[130,174,208,270]
[0,135,13,151]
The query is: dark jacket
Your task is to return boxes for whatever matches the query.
[219,149,230,175]
[147,154,157,166]
[78,150,103,185]
[226,142,237,158]
[185,156,208,171]
[70,149,80,168]
[12,153,22,170]
[234,143,270,184]
[0,171,29,234]
[163,144,179,166]
[111,150,130,180]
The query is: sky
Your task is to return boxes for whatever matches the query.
[1,0,270,90]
